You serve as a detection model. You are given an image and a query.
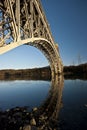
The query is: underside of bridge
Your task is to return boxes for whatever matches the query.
[0,0,63,77]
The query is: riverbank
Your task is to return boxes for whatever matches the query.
[64,63,87,80]
[0,106,59,130]
[0,66,51,80]
[0,63,87,80]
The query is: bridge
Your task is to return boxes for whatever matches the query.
[0,0,63,77]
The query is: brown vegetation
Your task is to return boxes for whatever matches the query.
[64,63,87,79]
[0,67,51,80]
[0,63,87,80]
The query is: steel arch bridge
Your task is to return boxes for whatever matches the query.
[0,0,63,77]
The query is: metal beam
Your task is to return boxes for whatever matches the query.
[0,0,63,74]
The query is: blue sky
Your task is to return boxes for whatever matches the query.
[0,0,87,69]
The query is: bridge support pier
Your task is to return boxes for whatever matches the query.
[51,65,59,78]
[51,62,63,78]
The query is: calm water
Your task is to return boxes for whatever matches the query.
[59,79,87,130]
[0,80,50,111]
[0,78,87,129]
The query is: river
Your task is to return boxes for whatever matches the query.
[0,77,87,130]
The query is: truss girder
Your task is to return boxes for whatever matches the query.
[0,0,63,75]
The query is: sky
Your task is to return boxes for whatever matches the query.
[0,0,87,69]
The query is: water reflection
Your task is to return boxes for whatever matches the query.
[35,75,64,129]
[0,80,50,111]
[0,75,64,130]
[39,75,64,120]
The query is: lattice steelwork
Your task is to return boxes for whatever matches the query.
[0,0,63,76]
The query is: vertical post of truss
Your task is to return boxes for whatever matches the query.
[38,15,41,37]
[2,11,4,40]
[0,10,4,46]
[16,0,20,41]
[30,0,34,38]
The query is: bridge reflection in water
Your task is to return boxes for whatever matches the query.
[23,75,64,130]
[20,75,64,130]
[38,75,64,124]
[0,75,64,130]
[30,75,64,130]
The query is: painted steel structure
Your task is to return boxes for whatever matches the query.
[0,0,63,76]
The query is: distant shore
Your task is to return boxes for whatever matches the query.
[64,63,87,79]
[0,63,87,80]
[0,66,51,80]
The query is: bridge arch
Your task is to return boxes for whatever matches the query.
[0,0,63,76]
[28,38,61,77]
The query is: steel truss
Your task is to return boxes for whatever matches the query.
[0,0,63,76]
